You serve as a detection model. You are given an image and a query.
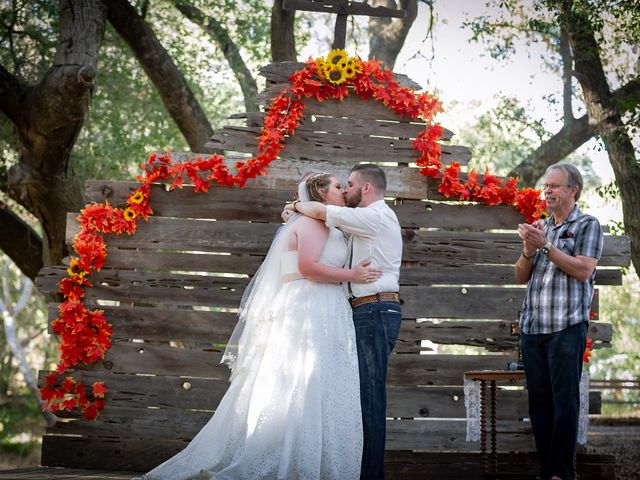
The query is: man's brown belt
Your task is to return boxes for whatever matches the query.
[349,292,400,308]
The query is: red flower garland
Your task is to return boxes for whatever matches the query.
[41,55,548,420]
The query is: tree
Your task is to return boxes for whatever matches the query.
[1,0,106,277]
[554,0,640,278]
[461,0,640,277]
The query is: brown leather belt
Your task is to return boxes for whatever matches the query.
[349,292,400,308]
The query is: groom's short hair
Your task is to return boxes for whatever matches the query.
[351,164,387,193]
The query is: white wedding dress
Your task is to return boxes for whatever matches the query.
[135,226,363,480]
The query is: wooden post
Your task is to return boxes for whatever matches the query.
[282,0,406,50]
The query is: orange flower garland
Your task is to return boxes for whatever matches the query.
[42,52,549,420]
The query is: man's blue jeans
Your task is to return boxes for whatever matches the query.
[520,321,588,480]
[352,300,402,480]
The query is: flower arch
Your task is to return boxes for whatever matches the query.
[41,50,547,420]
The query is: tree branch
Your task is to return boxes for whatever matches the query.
[175,1,259,113]
[368,0,418,70]
[559,26,573,124]
[0,62,26,126]
[0,203,43,282]
[105,0,215,152]
[508,76,640,186]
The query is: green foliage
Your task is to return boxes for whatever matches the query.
[0,398,41,457]
[456,95,596,183]
[593,270,640,407]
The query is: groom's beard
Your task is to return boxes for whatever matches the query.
[346,189,361,208]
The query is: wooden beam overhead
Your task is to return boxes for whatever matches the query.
[282,0,407,18]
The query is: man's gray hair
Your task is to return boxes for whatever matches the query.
[546,163,584,201]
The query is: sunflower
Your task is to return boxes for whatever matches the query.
[326,48,349,66]
[352,59,363,75]
[67,257,88,279]
[129,191,145,205]
[326,66,347,85]
[344,65,356,79]
[123,208,136,221]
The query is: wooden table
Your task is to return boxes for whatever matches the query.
[464,370,526,477]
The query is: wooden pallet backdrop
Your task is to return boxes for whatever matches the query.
[35,62,631,472]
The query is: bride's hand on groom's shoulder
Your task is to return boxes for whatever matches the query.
[351,259,382,284]
[282,203,295,222]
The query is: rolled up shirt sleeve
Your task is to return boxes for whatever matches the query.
[325,205,381,238]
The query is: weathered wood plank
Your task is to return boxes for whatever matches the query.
[51,340,512,386]
[65,216,279,254]
[207,125,471,165]
[152,153,482,201]
[46,303,239,343]
[0,467,139,479]
[81,340,230,378]
[63,215,629,268]
[37,268,246,308]
[400,319,612,349]
[84,180,526,230]
[400,263,622,286]
[38,370,601,420]
[231,111,455,141]
[255,83,435,123]
[43,418,535,452]
[40,436,188,471]
[281,1,407,19]
[384,452,616,480]
[386,418,534,451]
[402,229,630,267]
[258,61,422,91]
[33,435,615,480]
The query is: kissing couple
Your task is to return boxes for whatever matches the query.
[134,164,403,480]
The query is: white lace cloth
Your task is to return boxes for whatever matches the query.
[133,228,362,479]
[464,370,589,444]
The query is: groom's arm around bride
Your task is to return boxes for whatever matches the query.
[289,164,403,480]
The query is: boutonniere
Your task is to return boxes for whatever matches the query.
[560,230,574,239]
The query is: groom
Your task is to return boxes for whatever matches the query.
[290,164,403,479]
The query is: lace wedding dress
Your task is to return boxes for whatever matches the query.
[134,227,363,480]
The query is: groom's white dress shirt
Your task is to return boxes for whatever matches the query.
[325,199,402,297]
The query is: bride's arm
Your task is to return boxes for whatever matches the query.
[296,217,380,284]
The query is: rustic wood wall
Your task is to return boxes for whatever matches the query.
[35,62,631,471]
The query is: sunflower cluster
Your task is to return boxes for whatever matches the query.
[315,49,363,85]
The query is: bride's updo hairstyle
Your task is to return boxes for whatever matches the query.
[305,172,333,203]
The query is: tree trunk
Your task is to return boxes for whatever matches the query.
[174,1,259,113]
[271,0,297,62]
[0,0,106,269]
[0,205,43,282]
[559,0,640,276]
[368,0,418,70]
[106,0,215,152]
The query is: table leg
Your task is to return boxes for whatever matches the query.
[490,380,497,474]
[480,379,488,475]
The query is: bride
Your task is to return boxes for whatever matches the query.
[134,173,381,480]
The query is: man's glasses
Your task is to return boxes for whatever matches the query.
[541,183,573,190]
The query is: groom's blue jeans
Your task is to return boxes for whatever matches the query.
[352,300,402,480]
[520,321,587,480]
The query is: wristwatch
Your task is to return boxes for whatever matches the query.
[540,241,552,255]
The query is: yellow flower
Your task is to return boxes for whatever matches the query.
[315,58,326,80]
[123,208,136,221]
[344,66,356,78]
[67,257,88,279]
[129,191,145,205]
[326,66,347,85]
[352,59,363,74]
[326,48,349,66]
